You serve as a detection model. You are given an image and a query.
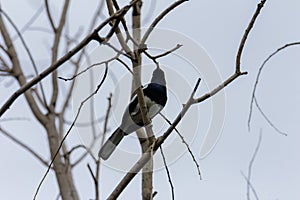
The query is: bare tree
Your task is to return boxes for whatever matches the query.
[2,0,292,199]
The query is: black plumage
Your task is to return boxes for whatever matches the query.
[98,67,167,160]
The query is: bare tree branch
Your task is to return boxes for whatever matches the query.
[12,4,44,40]
[244,130,262,200]
[0,0,139,117]
[71,137,99,167]
[241,171,260,200]
[0,8,48,107]
[0,117,30,122]
[99,93,113,151]
[0,54,11,71]
[236,0,267,74]
[95,93,112,200]
[159,112,202,180]
[116,57,133,74]
[152,44,183,60]
[143,44,182,64]
[44,0,56,32]
[0,1,273,199]
[106,0,135,58]
[87,163,97,184]
[248,41,300,132]
[63,116,105,127]
[58,51,121,81]
[195,2,269,105]
[49,0,70,112]
[88,0,105,32]
[64,144,97,162]
[131,1,157,199]
[140,0,188,45]
[107,78,202,200]
[0,7,48,125]
[0,43,10,61]
[0,126,49,166]
[159,146,175,200]
[33,64,109,199]
[31,88,47,108]
[111,0,138,46]
[108,0,268,197]
[254,97,287,136]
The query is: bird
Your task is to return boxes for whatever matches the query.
[98,67,167,160]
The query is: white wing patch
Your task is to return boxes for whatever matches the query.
[131,103,140,116]
[145,96,163,118]
[130,95,162,118]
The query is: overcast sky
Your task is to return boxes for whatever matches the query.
[1,0,300,199]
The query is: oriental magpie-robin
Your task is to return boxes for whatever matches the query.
[98,67,167,160]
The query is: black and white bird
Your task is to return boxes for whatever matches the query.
[98,67,167,160]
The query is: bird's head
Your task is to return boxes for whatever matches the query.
[151,67,166,86]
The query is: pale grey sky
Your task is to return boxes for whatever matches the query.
[1,0,300,199]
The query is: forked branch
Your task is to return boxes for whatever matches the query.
[107,0,267,198]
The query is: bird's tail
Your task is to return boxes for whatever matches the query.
[98,128,125,160]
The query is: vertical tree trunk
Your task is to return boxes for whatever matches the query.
[46,114,79,200]
[132,1,154,200]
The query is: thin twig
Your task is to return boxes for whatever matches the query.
[143,44,183,66]
[64,144,96,162]
[116,58,133,74]
[44,0,56,32]
[31,88,47,108]
[87,163,97,183]
[58,55,117,81]
[105,0,134,58]
[0,48,10,70]
[0,117,30,122]
[246,130,262,200]
[108,0,268,196]
[0,43,9,56]
[49,0,71,112]
[88,0,105,32]
[26,26,52,34]
[105,42,134,61]
[159,113,202,180]
[0,8,48,106]
[195,72,247,104]
[33,65,108,199]
[140,0,188,45]
[12,4,44,40]
[159,146,175,200]
[0,126,49,166]
[71,134,103,167]
[254,97,287,136]
[59,55,82,142]
[0,5,48,125]
[241,171,260,200]
[107,78,201,199]
[152,44,183,60]
[63,116,105,127]
[87,55,97,139]
[0,0,139,117]
[100,93,113,149]
[95,93,113,200]
[195,0,269,104]
[248,42,300,132]
[111,0,138,47]
[152,191,158,198]
[236,0,267,74]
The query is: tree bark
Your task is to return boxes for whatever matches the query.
[46,114,79,200]
[132,1,154,200]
